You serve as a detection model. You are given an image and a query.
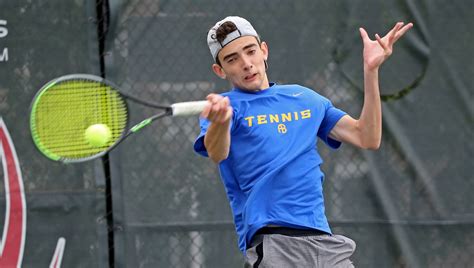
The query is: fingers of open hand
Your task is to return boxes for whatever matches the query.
[374,33,392,57]
[359,27,369,42]
[393,22,413,42]
[389,22,404,42]
[386,22,414,44]
[375,34,386,48]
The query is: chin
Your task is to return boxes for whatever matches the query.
[240,81,263,91]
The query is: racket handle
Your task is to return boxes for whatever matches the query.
[171,100,208,116]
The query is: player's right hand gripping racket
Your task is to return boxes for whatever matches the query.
[29,74,207,163]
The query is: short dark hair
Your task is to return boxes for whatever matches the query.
[215,21,239,45]
[214,21,260,65]
[214,21,238,65]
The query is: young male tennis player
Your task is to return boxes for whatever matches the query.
[194,16,412,267]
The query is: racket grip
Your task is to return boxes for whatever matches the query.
[171,100,208,116]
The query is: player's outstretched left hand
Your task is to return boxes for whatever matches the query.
[360,22,413,71]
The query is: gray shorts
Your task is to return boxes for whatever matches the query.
[244,232,356,268]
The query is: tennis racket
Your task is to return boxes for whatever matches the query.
[29,74,207,163]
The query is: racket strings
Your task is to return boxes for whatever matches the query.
[31,79,128,160]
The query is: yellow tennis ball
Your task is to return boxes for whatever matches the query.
[85,124,111,147]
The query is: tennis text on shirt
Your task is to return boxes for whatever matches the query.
[244,109,311,133]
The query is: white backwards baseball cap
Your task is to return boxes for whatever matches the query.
[207,16,260,61]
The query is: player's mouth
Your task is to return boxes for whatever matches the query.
[244,73,258,82]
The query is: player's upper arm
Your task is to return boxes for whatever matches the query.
[329,115,365,149]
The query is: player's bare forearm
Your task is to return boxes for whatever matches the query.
[329,68,381,149]
[201,94,233,163]
[358,67,382,149]
[204,120,231,163]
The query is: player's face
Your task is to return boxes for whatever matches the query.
[213,36,269,91]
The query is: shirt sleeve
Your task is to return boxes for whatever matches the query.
[317,97,347,149]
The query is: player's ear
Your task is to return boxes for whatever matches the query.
[212,63,226,79]
[260,41,269,61]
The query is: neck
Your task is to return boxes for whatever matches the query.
[255,73,270,91]
[253,76,270,91]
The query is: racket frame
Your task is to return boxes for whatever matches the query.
[29,74,176,163]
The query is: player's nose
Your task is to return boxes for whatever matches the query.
[241,55,253,70]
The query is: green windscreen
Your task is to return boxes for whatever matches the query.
[30,77,128,162]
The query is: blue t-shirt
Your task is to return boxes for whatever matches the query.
[194,83,347,253]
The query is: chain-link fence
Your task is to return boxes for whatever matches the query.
[99,0,474,267]
[99,0,473,267]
